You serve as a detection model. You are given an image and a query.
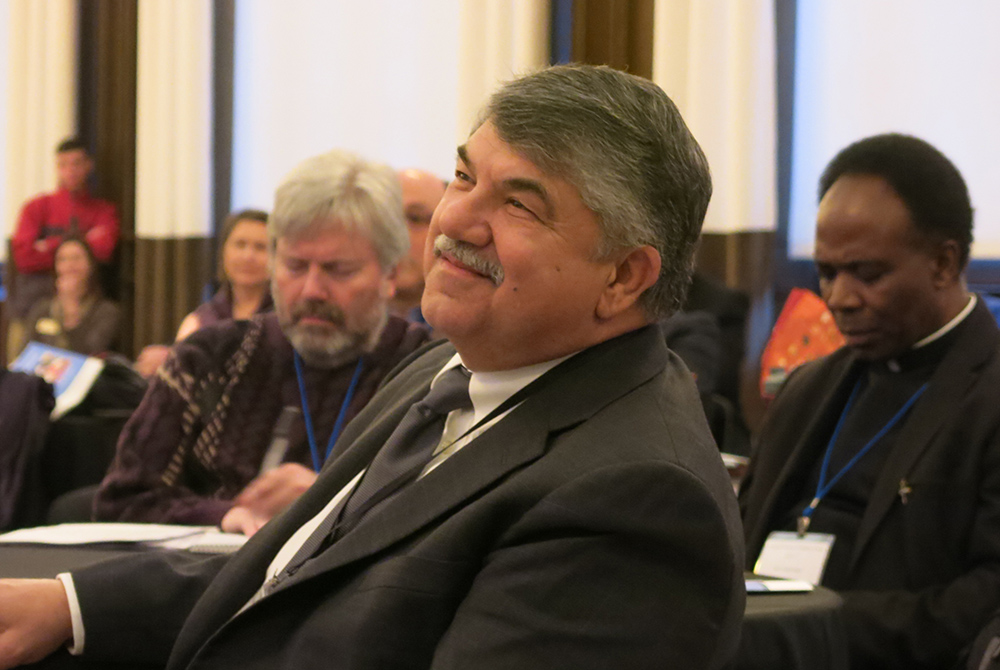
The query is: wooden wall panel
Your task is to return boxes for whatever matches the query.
[76,0,233,356]
[78,0,138,354]
[133,238,213,348]
[571,0,654,78]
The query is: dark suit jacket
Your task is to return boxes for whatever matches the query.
[71,325,745,670]
[740,298,1000,669]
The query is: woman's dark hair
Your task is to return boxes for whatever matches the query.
[54,235,102,297]
[216,209,269,283]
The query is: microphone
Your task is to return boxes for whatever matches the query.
[258,406,302,475]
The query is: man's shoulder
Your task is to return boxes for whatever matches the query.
[169,314,272,376]
[959,297,1000,372]
[371,315,435,369]
[19,191,56,213]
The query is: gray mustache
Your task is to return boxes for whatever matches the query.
[433,235,504,286]
[291,300,347,327]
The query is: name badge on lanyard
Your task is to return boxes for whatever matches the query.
[754,531,836,585]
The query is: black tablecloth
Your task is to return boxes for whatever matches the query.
[0,546,848,670]
[738,584,848,670]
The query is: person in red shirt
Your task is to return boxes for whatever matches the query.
[8,138,119,339]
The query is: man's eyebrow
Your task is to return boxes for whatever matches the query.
[503,178,553,218]
[814,259,887,272]
[456,144,470,166]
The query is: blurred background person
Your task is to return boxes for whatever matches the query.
[7,138,119,361]
[134,209,273,377]
[14,235,120,357]
[390,168,446,323]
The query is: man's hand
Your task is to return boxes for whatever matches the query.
[221,464,318,535]
[0,579,73,670]
[220,505,269,536]
[134,345,171,378]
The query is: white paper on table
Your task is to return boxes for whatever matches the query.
[0,523,212,545]
[151,529,248,553]
[745,577,816,593]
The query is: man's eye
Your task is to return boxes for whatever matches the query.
[856,270,885,284]
[454,169,472,183]
[326,265,361,278]
[506,198,535,217]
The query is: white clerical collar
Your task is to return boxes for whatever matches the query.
[434,352,576,426]
[913,293,976,349]
[883,294,976,373]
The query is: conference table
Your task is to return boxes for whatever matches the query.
[0,545,847,670]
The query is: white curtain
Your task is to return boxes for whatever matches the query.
[455,0,550,143]
[652,0,776,235]
[2,0,77,253]
[229,0,549,212]
[134,0,213,239]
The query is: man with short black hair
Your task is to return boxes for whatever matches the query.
[741,133,1000,669]
[0,65,743,670]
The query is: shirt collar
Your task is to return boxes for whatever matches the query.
[882,294,976,373]
[913,293,976,349]
[433,352,575,424]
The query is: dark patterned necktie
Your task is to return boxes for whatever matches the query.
[267,365,472,591]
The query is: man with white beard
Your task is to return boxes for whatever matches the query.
[93,150,431,534]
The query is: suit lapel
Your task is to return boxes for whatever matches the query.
[274,325,668,592]
[850,300,1000,568]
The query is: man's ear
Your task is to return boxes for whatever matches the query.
[381,267,398,300]
[931,239,962,288]
[595,246,661,320]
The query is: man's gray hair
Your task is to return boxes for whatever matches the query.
[269,150,408,270]
[482,64,712,319]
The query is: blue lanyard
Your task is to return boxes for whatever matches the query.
[797,377,929,535]
[294,352,365,473]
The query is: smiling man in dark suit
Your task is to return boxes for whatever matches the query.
[740,134,1000,669]
[0,64,744,670]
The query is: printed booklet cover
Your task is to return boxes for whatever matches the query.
[9,341,105,419]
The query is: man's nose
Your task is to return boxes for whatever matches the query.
[434,191,491,247]
[823,275,862,312]
[300,265,330,300]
